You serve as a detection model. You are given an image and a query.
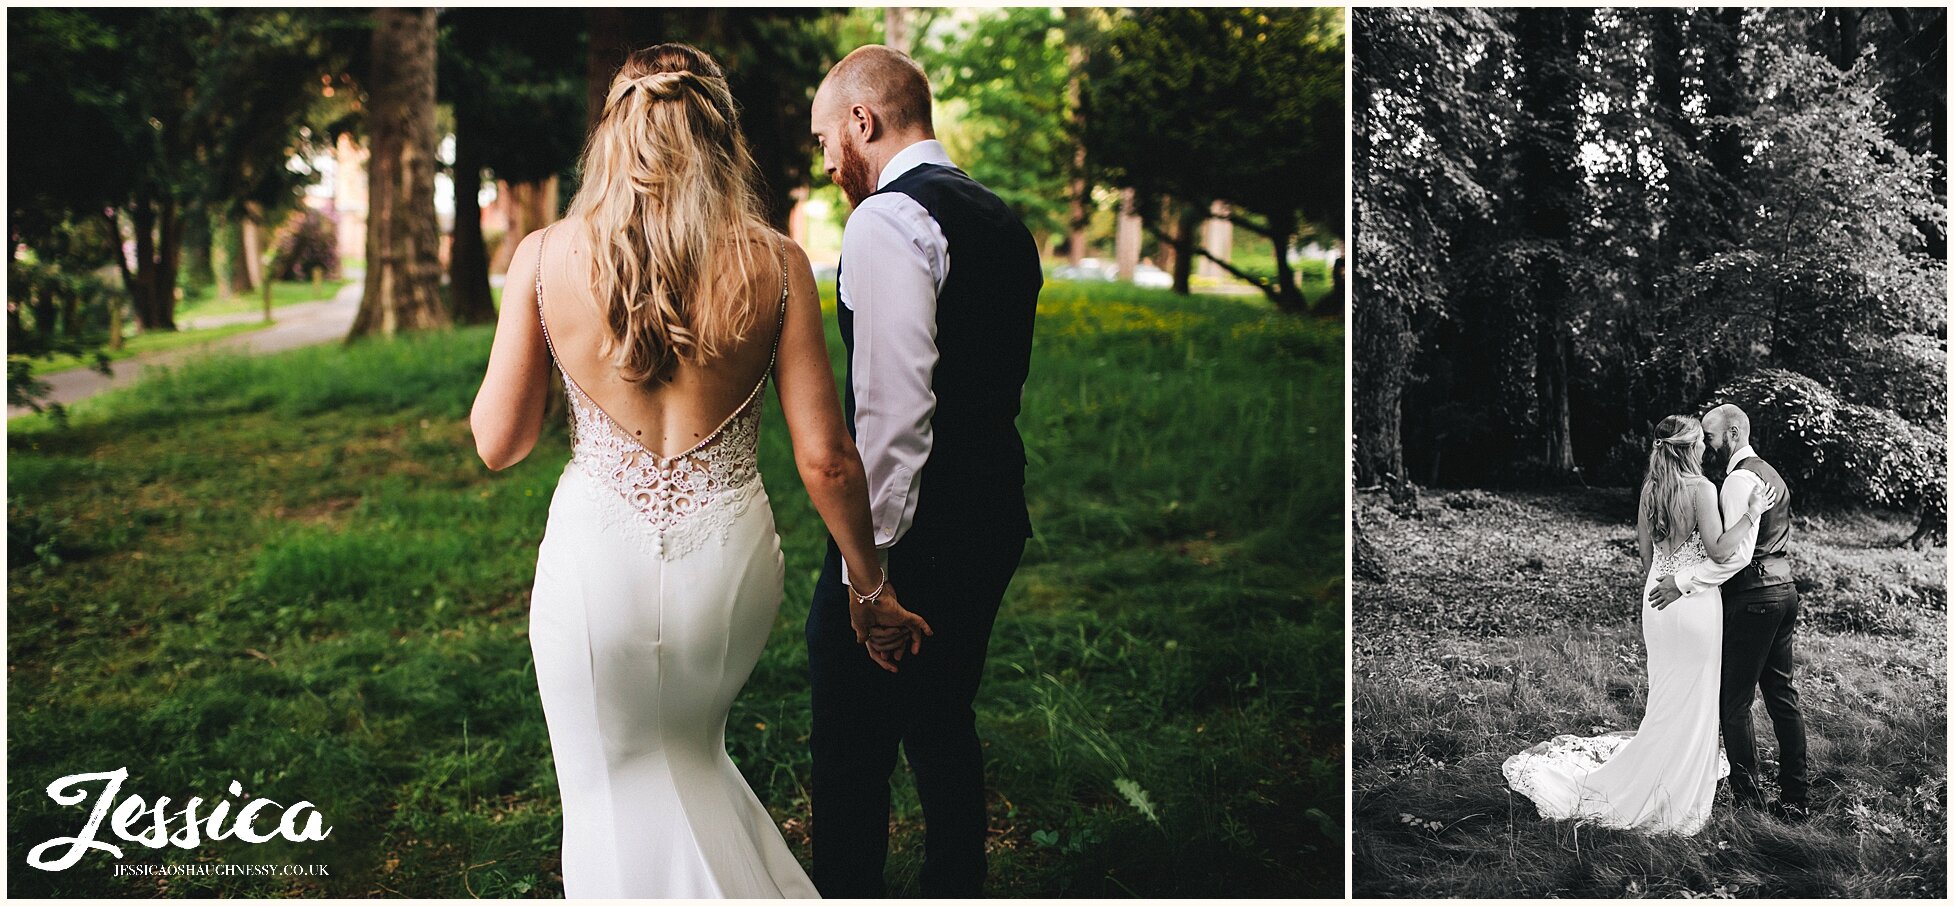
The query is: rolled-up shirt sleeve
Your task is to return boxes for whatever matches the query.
[1674,470,1761,595]
[835,193,946,587]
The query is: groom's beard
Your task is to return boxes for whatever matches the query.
[834,137,875,209]
[1704,444,1728,476]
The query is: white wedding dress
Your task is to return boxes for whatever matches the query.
[526,226,818,897]
[1502,530,1732,836]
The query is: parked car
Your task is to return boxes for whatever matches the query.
[1052,257,1117,282]
[1132,263,1173,288]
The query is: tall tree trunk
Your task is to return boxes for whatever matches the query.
[350,7,449,340]
[220,218,250,296]
[158,197,182,330]
[586,9,650,135]
[126,193,182,333]
[1352,19,1409,492]
[885,7,913,55]
[1114,188,1140,281]
[448,118,496,324]
[1166,201,1202,295]
[181,204,215,293]
[1703,9,1748,196]
[239,205,266,292]
[1064,8,1090,265]
[1267,214,1306,314]
[1511,8,1587,478]
[102,210,131,349]
[1822,8,1862,71]
[487,178,559,274]
[130,194,159,330]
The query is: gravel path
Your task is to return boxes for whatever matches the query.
[9,282,363,418]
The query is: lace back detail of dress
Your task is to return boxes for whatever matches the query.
[535,224,789,560]
[1651,530,1709,579]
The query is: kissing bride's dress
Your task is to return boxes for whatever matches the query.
[1503,530,1731,836]
[526,226,818,897]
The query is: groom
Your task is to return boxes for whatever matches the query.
[1648,403,1810,823]
[803,45,1041,896]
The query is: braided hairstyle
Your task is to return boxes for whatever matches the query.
[564,43,772,383]
[1639,414,1707,546]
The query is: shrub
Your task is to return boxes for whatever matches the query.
[268,207,339,281]
[1710,368,1944,514]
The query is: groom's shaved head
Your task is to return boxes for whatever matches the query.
[1703,404,1751,443]
[818,44,934,134]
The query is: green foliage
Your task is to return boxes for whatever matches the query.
[919,8,1084,241]
[7,9,139,236]
[268,208,340,282]
[9,8,348,335]
[1087,6,1344,310]
[437,10,585,185]
[1087,7,1343,237]
[7,217,127,416]
[7,282,1343,896]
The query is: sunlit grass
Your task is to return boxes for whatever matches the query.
[7,280,1343,896]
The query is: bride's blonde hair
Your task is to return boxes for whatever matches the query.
[565,43,771,383]
[1639,415,1705,545]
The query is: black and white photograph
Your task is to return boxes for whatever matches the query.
[1352,6,1947,898]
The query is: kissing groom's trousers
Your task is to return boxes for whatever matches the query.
[1718,583,1810,808]
[806,526,1025,898]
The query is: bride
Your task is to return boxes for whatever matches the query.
[468,43,930,897]
[1503,415,1777,836]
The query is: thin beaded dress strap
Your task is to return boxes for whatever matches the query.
[765,231,789,380]
[535,223,564,371]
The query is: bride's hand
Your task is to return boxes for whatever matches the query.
[849,581,933,673]
[1746,483,1781,520]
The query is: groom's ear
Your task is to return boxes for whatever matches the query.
[848,103,880,142]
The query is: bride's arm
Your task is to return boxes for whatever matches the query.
[772,239,880,585]
[1698,475,1772,561]
[470,230,552,471]
[1636,493,1653,576]
[1672,470,1762,594]
[771,237,928,656]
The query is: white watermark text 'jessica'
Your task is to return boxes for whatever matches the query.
[28,768,333,871]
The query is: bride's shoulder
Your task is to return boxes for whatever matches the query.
[728,224,811,289]
[733,221,802,259]
[514,218,580,264]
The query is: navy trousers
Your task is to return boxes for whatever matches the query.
[804,527,1024,897]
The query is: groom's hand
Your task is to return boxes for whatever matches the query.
[1647,575,1684,610]
[849,582,933,673]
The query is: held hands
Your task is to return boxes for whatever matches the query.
[848,577,933,673]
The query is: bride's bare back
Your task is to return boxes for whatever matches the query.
[536,215,786,459]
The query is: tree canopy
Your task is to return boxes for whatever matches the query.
[1086,7,1344,312]
[1355,7,1945,539]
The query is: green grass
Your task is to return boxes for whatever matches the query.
[1353,488,1946,898]
[7,280,1343,896]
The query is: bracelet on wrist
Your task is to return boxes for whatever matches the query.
[851,571,888,604]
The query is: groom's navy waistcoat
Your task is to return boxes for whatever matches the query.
[837,163,1042,542]
[1727,456,1793,593]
